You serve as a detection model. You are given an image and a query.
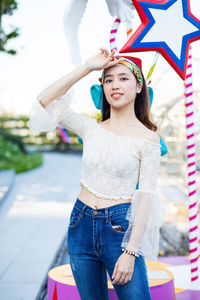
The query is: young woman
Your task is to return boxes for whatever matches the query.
[28,48,162,300]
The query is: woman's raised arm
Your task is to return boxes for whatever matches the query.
[28,49,122,137]
[39,65,91,108]
[38,48,120,108]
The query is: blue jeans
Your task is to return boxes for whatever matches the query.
[67,198,152,300]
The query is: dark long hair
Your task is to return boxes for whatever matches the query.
[99,63,158,132]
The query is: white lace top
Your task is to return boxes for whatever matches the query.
[28,89,165,262]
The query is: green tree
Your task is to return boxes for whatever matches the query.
[0,0,19,55]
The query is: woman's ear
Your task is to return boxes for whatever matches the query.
[136,82,143,94]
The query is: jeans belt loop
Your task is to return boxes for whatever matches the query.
[105,207,109,223]
[80,204,87,217]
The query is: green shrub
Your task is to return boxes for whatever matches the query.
[0,135,43,173]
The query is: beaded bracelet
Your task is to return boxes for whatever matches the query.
[122,248,139,258]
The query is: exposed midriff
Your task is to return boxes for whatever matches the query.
[78,184,132,209]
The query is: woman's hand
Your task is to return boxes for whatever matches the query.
[84,48,123,72]
[111,252,136,285]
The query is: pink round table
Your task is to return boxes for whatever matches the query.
[47,260,175,300]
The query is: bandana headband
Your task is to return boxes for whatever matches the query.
[101,56,144,84]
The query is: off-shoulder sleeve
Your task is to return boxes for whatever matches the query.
[121,140,165,262]
[27,88,94,139]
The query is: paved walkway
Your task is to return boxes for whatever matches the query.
[0,152,82,300]
[0,170,15,204]
[0,151,192,299]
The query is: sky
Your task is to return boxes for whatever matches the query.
[0,0,199,116]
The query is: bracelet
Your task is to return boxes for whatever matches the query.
[122,248,139,258]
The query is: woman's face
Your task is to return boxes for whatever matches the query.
[103,63,143,107]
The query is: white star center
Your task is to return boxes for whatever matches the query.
[141,0,199,60]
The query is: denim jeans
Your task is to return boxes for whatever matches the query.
[67,198,152,300]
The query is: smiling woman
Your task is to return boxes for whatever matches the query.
[99,56,158,136]
[102,65,142,117]
[28,47,162,300]
[103,67,140,102]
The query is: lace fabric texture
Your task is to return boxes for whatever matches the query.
[121,142,163,262]
[28,89,164,261]
[121,190,165,262]
[28,88,94,138]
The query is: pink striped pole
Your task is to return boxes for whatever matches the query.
[109,18,120,53]
[109,18,159,87]
[184,45,199,282]
[109,19,133,53]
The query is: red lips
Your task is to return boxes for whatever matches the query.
[111,92,123,97]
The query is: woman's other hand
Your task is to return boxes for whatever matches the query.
[84,48,123,72]
[111,252,136,285]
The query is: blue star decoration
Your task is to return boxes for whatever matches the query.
[119,0,200,80]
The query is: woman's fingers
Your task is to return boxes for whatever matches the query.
[112,267,124,285]
[111,253,135,285]
[92,47,124,71]
[112,272,129,285]
[99,47,117,59]
[128,273,132,282]
[105,57,124,68]
[112,267,133,285]
[99,47,109,58]
[99,47,108,52]
[118,274,126,284]
[112,272,121,285]
[110,49,116,57]
[99,48,120,67]
[114,57,124,63]
[123,272,132,284]
[112,264,118,280]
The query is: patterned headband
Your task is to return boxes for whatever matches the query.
[101,56,144,84]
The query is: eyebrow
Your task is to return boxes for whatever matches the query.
[104,72,129,79]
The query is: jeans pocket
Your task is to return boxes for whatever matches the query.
[109,212,129,234]
[68,207,82,229]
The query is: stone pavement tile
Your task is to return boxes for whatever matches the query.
[0,153,82,299]
[0,283,38,300]
[0,263,49,284]
[0,170,15,205]
[0,219,39,248]
[12,220,68,265]
[0,215,19,232]
[19,219,68,249]
[9,244,59,265]
[0,246,21,277]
